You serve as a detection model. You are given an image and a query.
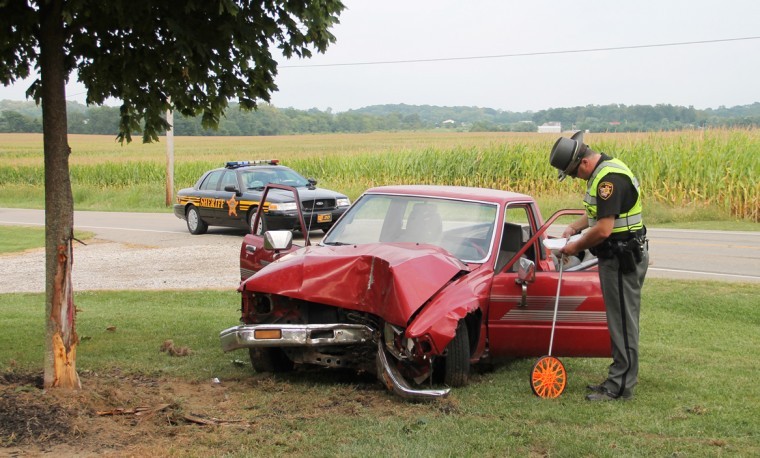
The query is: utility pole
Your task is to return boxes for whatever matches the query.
[165,102,174,207]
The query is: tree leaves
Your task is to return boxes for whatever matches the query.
[1,0,346,143]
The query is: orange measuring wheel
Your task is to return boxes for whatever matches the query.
[531,355,567,398]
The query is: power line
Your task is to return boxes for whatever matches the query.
[60,35,760,101]
[280,36,760,68]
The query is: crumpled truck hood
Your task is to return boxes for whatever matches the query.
[241,243,469,326]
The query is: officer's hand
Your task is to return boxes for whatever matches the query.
[562,227,577,239]
[560,242,579,257]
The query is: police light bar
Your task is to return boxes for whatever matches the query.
[225,160,279,168]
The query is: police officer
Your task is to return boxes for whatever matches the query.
[549,131,649,401]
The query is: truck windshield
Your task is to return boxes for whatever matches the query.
[322,193,498,263]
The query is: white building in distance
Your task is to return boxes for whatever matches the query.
[537,122,561,133]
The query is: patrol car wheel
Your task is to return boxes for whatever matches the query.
[443,321,470,387]
[186,206,208,235]
[248,208,266,235]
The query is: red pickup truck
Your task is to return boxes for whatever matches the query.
[220,184,609,399]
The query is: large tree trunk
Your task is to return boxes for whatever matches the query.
[40,0,80,389]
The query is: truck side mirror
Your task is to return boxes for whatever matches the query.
[515,258,535,308]
[263,230,293,251]
[517,258,536,283]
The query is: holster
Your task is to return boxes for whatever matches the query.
[617,246,637,273]
[592,228,647,274]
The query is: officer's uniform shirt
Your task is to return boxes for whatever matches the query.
[593,154,638,240]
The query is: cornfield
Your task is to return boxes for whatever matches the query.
[0,129,757,221]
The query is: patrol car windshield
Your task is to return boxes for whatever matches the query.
[240,168,311,190]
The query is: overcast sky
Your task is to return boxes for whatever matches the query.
[1,0,758,113]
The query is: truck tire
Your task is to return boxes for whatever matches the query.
[186,205,208,235]
[249,348,294,373]
[444,321,470,387]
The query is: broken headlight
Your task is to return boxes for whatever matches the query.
[383,322,409,360]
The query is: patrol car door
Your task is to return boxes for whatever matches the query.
[487,205,610,359]
[218,170,244,225]
[196,170,224,223]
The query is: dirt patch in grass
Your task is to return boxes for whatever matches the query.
[1,369,460,456]
[0,373,75,446]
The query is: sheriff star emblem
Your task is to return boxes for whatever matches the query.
[598,181,614,200]
[227,195,239,216]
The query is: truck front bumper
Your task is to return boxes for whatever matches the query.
[219,323,375,352]
[219,323,450,400]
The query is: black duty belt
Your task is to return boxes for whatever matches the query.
[591,228,648,273]
[607,227,646,242]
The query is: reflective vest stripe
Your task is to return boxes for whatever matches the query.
[586,214,643,228]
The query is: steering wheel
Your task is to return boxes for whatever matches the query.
[465,239,487,259]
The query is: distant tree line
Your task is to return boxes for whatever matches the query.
[1,99,759,136]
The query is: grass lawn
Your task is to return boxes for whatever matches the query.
[0,225,94,254]
[1,280,758,456]
[0,225,50,254]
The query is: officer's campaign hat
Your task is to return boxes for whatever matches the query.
[549,131,584,181]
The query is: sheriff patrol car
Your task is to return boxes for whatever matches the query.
[173,160,350,235]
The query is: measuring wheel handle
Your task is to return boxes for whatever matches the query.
[530,355,567,399]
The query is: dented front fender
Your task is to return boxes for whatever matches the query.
[406,266,493,356]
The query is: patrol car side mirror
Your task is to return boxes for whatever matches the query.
[224,184,241,196]
[263,230,293,251]
[307,178,317,189]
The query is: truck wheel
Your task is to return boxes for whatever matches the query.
[186,205,208,235]
[443,321,470,387]
[249,348,294,373]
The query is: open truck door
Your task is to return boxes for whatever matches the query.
[240,184,311,281]
[487,208,611,359]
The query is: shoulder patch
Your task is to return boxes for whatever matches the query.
[598,181,614,200]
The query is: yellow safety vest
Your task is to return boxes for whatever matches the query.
[583,158,644,234]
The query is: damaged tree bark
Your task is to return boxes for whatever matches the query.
[40,0,80,390]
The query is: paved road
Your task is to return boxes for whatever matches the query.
[1,208,759,283]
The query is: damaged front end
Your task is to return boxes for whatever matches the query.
[377,340,450,399]
[220,292,450,400]
[377,321,451,399]
[221,243,471,399]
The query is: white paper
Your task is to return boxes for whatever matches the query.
[542,234,582,250]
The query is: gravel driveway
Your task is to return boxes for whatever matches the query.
[1,236,243,293]
[1,208,328,294]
